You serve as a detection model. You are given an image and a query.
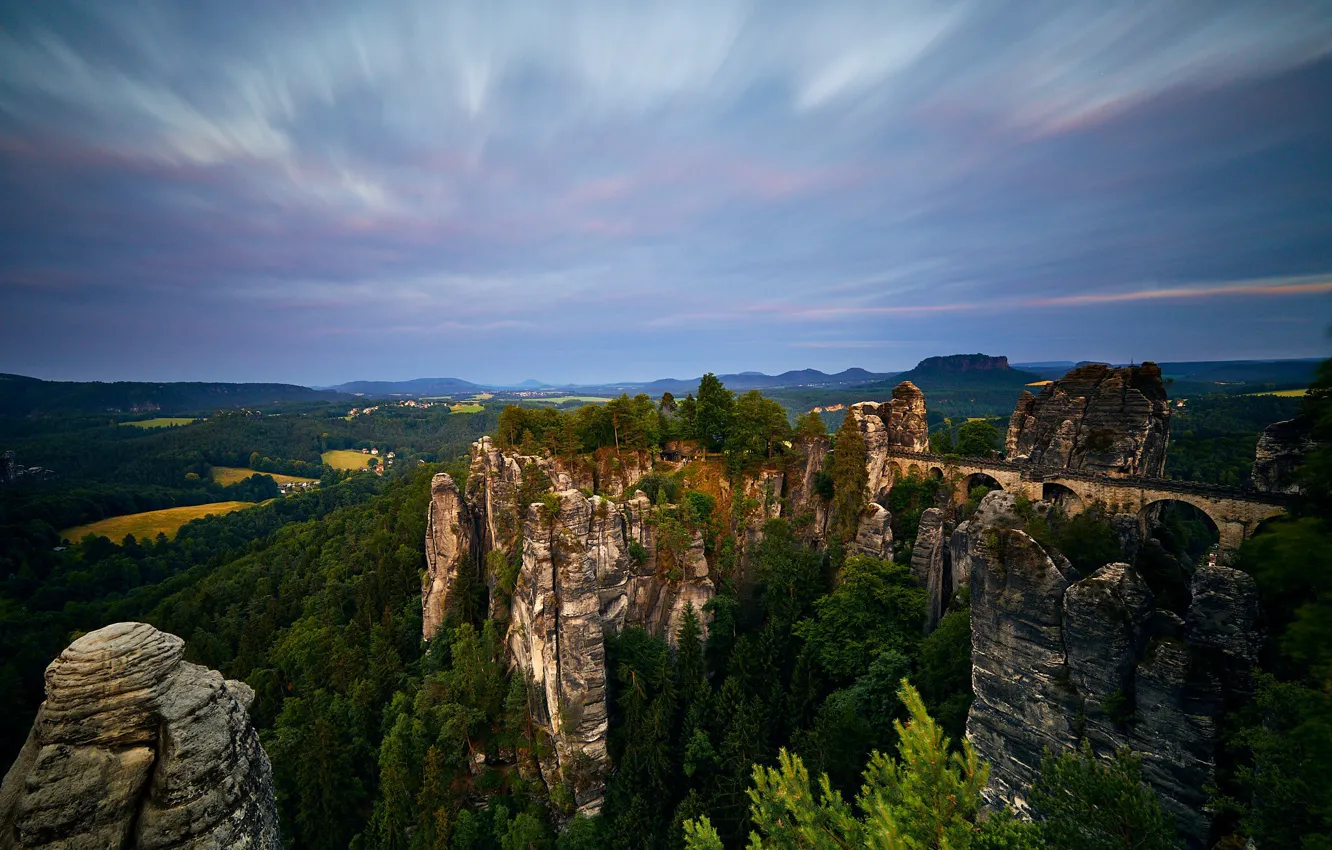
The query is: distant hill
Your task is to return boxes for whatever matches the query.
[1156,359,1320,386]
[889,354,1044,387]
[601,367,898,395]
[0,374,343,416]
[330,377,482,397]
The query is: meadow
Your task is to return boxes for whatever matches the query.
[529,395,611,404]
[60,501,255,543]
[211,466,319,486]
[124,417,197,428]
[450,403,485,413]
[322,449,375,470]
[1246,388,1308,397]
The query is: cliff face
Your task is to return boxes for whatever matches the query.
[0,622,280,849]
[423,473,476,640]
[959,492,1262,846]
[1005,363,1171,477]
[424,439,717,815]
[847,381,930,500]
[1251,418,1315,494]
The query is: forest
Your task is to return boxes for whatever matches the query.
[0,366,1326,848]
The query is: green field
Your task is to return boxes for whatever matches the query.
[450,403,484,413]
[322,449,377,470]
[211,466,319,486]
[125,417,197,428]
[61,501,255,543]
[530,396,611,404]
[1246,388,1308,397]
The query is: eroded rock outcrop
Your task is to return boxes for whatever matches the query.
[1005,363,1171,477]
[851,503,893,559]
[424,473,477,639]
[847,381,930,499]
[960,491,1263,846]
[909,508,949,631]
[0,622,279,849]
[1251,418,1315,495]
[425,439,718,816]
[963,515,1077,807]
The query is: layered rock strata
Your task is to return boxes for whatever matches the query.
[847,382,930,500]
[909,508,949,631]
[425,439,718,816]
[1005,363,1171,477]
[959,491,1263,846]
[1251,418,1315,495]
[0,622,280,849]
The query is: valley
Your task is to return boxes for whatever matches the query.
[0,354,1324,849]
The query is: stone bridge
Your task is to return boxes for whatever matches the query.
[874,449,1289,551]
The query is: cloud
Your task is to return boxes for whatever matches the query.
[0,1,1329,382]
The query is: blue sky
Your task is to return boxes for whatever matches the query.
[1,0,1330,385]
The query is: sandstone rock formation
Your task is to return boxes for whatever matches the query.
[785,433,831,542]
[425,439,718,816]
[847,382,930,500]
[963,517,1077,808]
[0,622,280,849]
[909,508,948,631]
[851,503,892,559]
[959,491,1263,846]
[424,472,476,640]
[1005,363,1171,477]
[1251,417,1315,494]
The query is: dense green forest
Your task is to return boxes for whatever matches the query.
[1164,393,1301,486]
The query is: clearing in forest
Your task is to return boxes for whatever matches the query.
[529,396,611,404]
[61,501,255,543]
[211,466,319,486]
[322,449,376,470]
[125,417,197,428]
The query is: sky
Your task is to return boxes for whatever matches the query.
[1,1,1331,386]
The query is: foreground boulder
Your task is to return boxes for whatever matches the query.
[0,622,280,849]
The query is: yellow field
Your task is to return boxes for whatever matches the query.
[322,449,375,470]
[125,417,197,428]
[1247,388,1308,397]
[61,502,255,544]
[450,403,484,413]
[530,396,611,404]
[211,466,319,486]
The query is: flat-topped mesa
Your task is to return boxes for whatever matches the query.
[0,622,280,849]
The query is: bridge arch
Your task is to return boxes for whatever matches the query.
[964,471,1004,494]
[1042,482,1084,515]
[887,461,904,485]
[1139,497,1222,554]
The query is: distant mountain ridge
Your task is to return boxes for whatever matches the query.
[330,377,481,396]
[0,374,342,416]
